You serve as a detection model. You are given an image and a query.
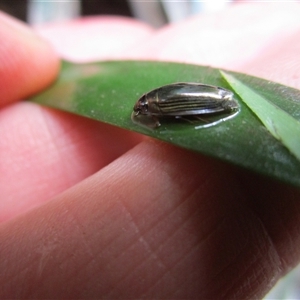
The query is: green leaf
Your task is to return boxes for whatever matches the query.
[221,71,300,161]
[30,60,300,188]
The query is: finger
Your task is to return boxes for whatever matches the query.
[1,139,299,298]
[236,31,300,89]
[36,16,154,62]
[0,102,143,222]
[0,12,59,106]
[128,2,300,75]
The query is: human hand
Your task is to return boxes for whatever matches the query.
[1,3,300,298]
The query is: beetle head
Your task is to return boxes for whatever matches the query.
[133,95,148,116]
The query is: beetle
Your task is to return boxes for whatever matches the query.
[132,82,238,127]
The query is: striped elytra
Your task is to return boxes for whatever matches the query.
[133,83,238,117]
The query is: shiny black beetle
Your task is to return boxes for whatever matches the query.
[133,83,238,121]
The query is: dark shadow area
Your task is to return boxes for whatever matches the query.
[81,0,132,17]
[0,0,27,21]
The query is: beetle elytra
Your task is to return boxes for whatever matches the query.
[132,82,238,127]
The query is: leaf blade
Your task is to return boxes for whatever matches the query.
[221,71,300,161]
[30,60,300,188]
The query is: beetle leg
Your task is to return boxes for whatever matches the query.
[175,116,198,124]
[152,115,161,127]
[194,116,210,123]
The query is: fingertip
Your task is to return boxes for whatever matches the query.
[35,16,154,62]
[0,12,60,107]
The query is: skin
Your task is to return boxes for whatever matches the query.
[1,3,300,298]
